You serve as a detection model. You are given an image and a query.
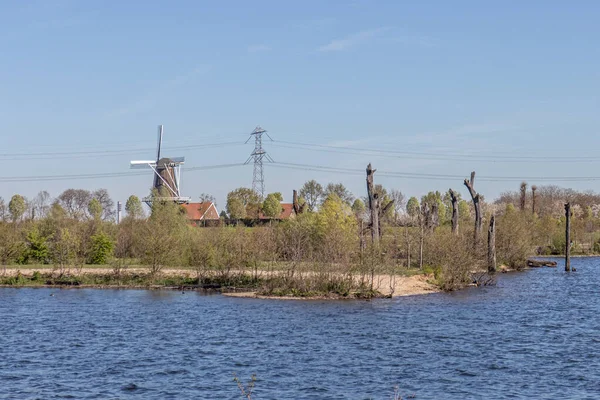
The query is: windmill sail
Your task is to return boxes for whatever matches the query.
[130,125,190,205]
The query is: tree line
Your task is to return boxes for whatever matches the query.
[2,175,600,294]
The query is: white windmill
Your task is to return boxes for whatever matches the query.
[130,125,191,205]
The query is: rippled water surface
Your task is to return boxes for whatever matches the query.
[1,258,600,399]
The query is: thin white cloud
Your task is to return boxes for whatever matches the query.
[247,44,271,53]
[318,27,389,52]
[107,65,211,118]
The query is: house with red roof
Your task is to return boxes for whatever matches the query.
[181,202,220,226]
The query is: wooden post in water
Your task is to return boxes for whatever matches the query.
[565,202,571,272]
[487,215,496,273]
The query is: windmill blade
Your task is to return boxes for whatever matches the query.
[170,156,185,164]
[156,125,163,162]
[130,160,156,169]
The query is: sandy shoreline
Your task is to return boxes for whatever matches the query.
[0,267,441,298]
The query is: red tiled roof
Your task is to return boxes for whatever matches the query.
[182,202,219,220]
[259,203,295,220]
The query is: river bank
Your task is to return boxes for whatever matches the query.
[0,267,441,298]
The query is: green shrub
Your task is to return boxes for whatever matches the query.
[88,231,114,264]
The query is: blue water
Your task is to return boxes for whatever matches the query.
[1,258,599,399]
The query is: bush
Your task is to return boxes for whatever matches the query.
[88,231,114,264]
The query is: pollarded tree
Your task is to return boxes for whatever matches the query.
[9,194,26,222]
[299,180,324,212]
[125,195,144,219]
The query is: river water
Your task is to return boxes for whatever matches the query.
[1,257,599,399]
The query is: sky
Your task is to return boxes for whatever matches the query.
[1,0,600,212]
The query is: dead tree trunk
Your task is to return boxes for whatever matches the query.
[520,182,527,211]
[366,163,380,244]
[531,185,537,215]
[405,225,411,268]
[565,202,571,272]
[419,203,426,269]
[488,215,496,273]
[292,190,305,215]
[464,171,482,245]
[449,189,459,235]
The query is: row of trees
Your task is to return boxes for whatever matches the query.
[3,176,600,292]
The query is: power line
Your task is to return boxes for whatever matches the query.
[0,141,244,160]
[272,140,600,163]
[0,163,247,183]
[267,162,600,182]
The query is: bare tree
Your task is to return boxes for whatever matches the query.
[93,189,115,221]
[199,193,217,206]
[464,171,482,244]
[58,189,92,220]
[33,190,51,219]
[389,189,405,222]
[324,182,354,205]
[299,180,324,211]
[449,189,459,235]
[531,185,537,214]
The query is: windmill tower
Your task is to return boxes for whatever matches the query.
[245,126,273,198]
[130,125,191,205]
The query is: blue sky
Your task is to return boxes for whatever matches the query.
[1,0,599,211]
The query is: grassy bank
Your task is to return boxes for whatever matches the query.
[0,266,439,298]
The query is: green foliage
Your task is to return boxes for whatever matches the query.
[226,197,246,219]
[22,227,50,264]
[262,193,283,219]
[125,195,144,219]
[406,197,420,218]
[226,188,261,219]
[88,198,103,220]
[0,222,23,265]
[351,198,366,215]
[138,199,188,274]
[9,194,26,222]
[88,231,114,264]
